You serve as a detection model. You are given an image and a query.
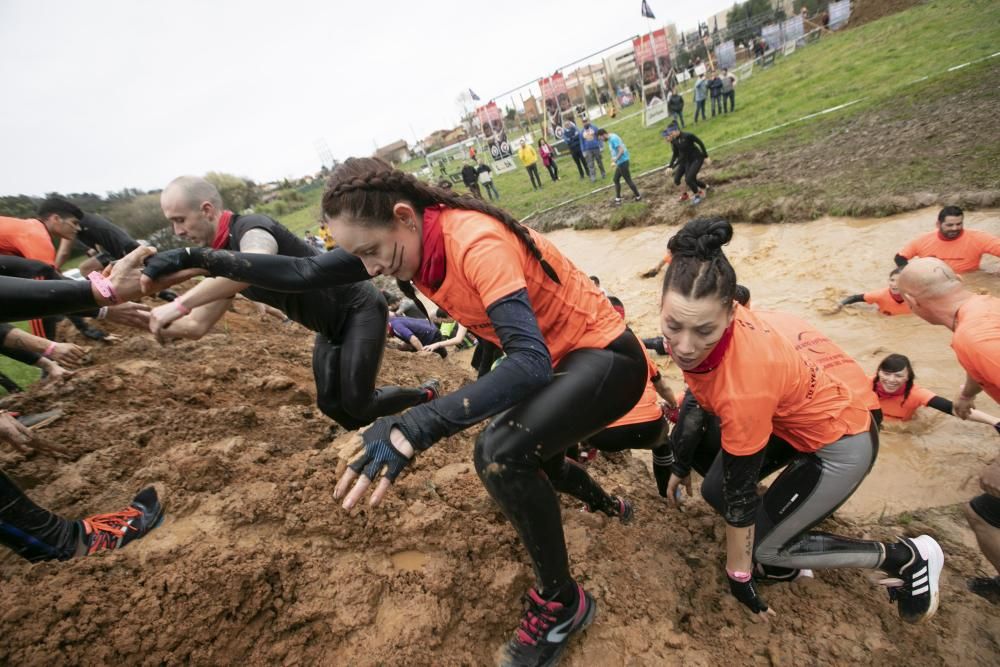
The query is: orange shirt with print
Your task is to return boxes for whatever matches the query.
[898,229,1000,273]
[683,305,871,456]
[952,295,1000,403]
[863,288,911,316]
[0,216,56,265]
[875,382,936,421]
[608,351,664,428]
[415,209,625,366]
[759,310,880,412]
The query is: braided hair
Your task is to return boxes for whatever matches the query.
[661,217,737,306]
[322,158,561,289]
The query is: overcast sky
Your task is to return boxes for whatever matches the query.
[0,0,735,197]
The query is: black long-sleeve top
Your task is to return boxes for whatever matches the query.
[668,132,708,168]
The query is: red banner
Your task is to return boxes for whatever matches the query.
[632,28,672,87]
[476,101,504,140]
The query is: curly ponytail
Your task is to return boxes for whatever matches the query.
[662,217,737,305]
[323,157,560,284]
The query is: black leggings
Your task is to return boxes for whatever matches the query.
[673,158,706,194]
[312,292,429,430]
[702,421,884,570]
[0,469,80,562]
[473,330,648,595]
[547,416,671,513]
[545,160,559,181]
[613,160,640,199]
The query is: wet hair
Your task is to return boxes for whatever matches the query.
[889,267,902,278]
[323,157,560,309]
[37,197,83,220]
[874,353,915,400]
[937,205,963,222]
[734,284,751,306]
[589,275,600,286]
[608,295,625,318]
[662,217,737,306]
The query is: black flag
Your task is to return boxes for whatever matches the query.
[641,0,655,19]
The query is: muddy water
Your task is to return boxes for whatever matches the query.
[546,207,1000,519]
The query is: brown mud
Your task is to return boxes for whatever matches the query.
[1,244,999,664]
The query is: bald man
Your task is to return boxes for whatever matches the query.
[148,176,437,430]
[899,257,1000,602]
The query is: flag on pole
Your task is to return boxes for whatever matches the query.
[469,88,481,101]
[640,0,655,19]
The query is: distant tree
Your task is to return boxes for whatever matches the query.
[0,195,40,218]
[726,0,780,46]
[204,172,258,211]
[505,107,516,122]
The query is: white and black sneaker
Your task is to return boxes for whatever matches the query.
[881,535,944,624]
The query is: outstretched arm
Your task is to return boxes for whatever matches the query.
[143,246,371,294]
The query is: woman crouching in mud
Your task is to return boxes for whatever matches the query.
[143,157,648,667]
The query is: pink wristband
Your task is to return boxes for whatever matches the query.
[43,342,58,358]
[87,271,119,305]
[174,299,191,316]
[727,569,752,582]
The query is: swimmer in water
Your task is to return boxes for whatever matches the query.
[837,268,911,316]
[873,354,1000,427]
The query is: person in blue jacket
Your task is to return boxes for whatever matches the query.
[579,120,606,182]
[561,120,588,179]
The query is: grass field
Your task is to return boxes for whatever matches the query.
[275,0,999,230]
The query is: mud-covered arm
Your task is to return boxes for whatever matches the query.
[143,246,370,292]
[390,289,553,450]
[721,447,767,527]
[839,294,865,306]
[670,391,710,477]
[0,275,99,321]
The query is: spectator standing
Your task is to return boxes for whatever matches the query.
[461,161,482,200]
[667,90,685,128]
[597,129,641,205]
[708,71,725,116]
[721,68,736,112]
[579,120,606,182]
[476,161,500,201]
[562,121,588,179]
[538,139,560,182]
[693,73,708,122]
[317,222,336,251]
[517,140,543,190]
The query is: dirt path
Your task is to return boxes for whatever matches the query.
[1,278,998,665]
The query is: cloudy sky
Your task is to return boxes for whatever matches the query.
[0,0,735,197]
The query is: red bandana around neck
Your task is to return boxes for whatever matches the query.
[889,291,905,304]
[211,210,234,250]
[682,322,735,374]
[417,205,447,289]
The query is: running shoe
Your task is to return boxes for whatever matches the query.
[880,535,944,624]
[697,189,707,198]
[967,576,1000,604]
[582,496,633,525]
[419,379,441,401]
[677,192,690,203]
[692,195,702,205]
[634,195,642,202]
[82,487,164,556]
[612,197,622,206]
[498,583,596,667]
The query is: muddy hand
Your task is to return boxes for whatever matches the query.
[333,418,414,509]
[666,472,692,508]
[728,574,776,622]
[106,246,157,302]
[0,412,70,459]
[49,342,88,367]
[105,302,151,329]
[149,301,188,344]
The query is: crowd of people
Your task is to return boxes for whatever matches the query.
[1,155,998,665]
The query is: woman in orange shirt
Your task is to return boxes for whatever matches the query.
[659,218,943,625]
[874,353,999,428]
[143,157,649,666]
[838,268,911,316]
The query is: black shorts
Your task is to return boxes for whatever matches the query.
[970,494,1000,528]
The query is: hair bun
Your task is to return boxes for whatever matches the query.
[668,217,733,260]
